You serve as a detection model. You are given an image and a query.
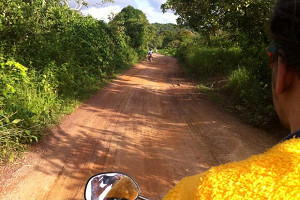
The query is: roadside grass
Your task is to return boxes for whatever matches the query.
[178,46,282,130]
[198,84,224,106]
[197,75,287,137]
[181,47,242,78]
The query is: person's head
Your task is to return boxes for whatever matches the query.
[269,0,300,131]
[149,48,152,51]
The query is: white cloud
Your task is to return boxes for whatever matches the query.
[81,5,123,22]
[80,0,177,24]
[154,11,177,24]
[142,7,177,24]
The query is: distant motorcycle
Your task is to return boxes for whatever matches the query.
[148,54,153,62]
[84,172,149,200]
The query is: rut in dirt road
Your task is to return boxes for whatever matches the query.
[0,54,280,200]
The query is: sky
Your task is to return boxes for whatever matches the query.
[71,0,177,24]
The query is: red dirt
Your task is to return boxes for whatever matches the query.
[0,54,281,200]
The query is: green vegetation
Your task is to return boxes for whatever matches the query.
[150,23,193,50]
[0,1,152,162]
[0,0,281,162]
[163,0,278,127]
[158,49,176,56]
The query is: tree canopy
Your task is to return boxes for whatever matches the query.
[162,0,274,46]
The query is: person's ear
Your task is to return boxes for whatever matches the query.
[276,55,295,94]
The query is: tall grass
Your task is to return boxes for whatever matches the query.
[0,118,27,163]
[226,66,275,126]
[227,67,251,98]
[178,45,242,78]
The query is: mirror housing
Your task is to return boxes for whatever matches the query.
[84,172,140,200]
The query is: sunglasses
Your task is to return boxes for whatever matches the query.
[267,44,277,69]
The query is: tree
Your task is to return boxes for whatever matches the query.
[109,6,150,52]
[161,0,220,44]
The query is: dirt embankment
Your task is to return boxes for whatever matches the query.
[0,54,281,200]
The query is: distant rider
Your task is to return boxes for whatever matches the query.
[148,48,154,60]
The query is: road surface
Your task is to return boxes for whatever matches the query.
[0,54,280,200]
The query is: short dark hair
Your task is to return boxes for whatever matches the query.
[270,0,300,74]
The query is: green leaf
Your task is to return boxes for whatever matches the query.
[12,119,22,124]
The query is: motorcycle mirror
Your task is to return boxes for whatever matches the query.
[84,172,149,200]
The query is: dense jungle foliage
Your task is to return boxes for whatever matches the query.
[0,1,152,162]
[162,0,278,127]
[151,23,192,49]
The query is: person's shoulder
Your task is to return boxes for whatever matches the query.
[197,139,300,197]
[211,138,300,173]
[163,139,300,199]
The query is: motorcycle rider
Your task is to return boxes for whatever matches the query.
[147,48,154,61]
[163,0,300,199]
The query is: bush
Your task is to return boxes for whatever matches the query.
[0,59,61,162]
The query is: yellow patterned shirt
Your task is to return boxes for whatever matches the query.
[163,139,300,200]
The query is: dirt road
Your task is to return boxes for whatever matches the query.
[0,54,281,200]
